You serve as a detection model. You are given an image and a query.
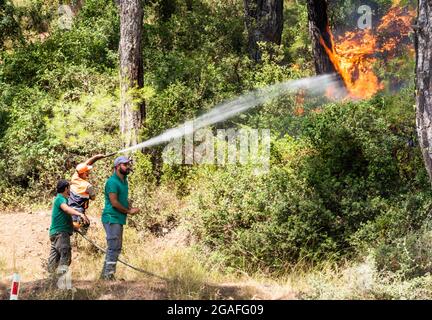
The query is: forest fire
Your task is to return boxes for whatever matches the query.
[320,5,416,99]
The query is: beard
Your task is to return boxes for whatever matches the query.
[119,167,131,175]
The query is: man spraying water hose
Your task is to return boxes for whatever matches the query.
[69,154,105,233]
[100,156,140,280]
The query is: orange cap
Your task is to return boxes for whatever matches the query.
[76,163,93,174]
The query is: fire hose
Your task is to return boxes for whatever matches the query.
[74,230,168,281]
[102,152,118,158]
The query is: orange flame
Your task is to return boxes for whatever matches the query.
[321,5,416,99]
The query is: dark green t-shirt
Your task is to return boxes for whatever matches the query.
[49,194,73,236]
[102,173,129,225]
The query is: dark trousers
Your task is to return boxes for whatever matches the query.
[101,223,123,277]
[47,232,72,274]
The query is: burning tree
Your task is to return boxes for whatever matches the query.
[308,0,415,99]
[321,5,415,99]
[306,0,337,74]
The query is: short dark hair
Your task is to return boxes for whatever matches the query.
[56,179,70,193]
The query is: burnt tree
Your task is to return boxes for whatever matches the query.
[119,0,145,148]
[306,0,337,74]
[243,0,283,62]
[415,0,432,183]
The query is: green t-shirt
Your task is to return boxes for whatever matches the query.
[102,173,129,225]
[49,194,73,236]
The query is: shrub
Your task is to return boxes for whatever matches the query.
[373,225,432,280]
[189,141,341,272]
[188,91,432,273]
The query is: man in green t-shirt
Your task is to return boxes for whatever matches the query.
[100,156,140,280]
[48,179,90,276]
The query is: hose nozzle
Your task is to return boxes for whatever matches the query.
[103,152,118,159]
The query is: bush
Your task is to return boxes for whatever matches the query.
[188,91,432,273]
[373,225,432,279]
[125,152,191,237]
[190,139,341,272]
[0,86,63,198]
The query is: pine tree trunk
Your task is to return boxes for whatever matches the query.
[415,0,432,183]
[243,0,283,62]
[119,0,144,148]
[306,0,337,74]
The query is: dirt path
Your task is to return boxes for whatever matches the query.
[0,211,106,279]
[0,211,51,280]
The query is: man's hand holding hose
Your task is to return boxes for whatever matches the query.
[108,193,140,215]
[80,213,90,225]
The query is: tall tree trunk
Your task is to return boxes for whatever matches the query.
[415,0,432,183]
[119,0,145,148]
[306,0,337,74]
[243,0,283,62]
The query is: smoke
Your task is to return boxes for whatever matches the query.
[116,73,343,155]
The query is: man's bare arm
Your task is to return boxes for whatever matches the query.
[109,193,139,215]
[85,154,106,166]
[60,203,90,224]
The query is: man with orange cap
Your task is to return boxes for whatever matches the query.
[68,154,106,231]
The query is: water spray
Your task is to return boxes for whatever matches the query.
[103,73,343,158]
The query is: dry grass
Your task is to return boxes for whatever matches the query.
[4,221,432,300]
[32,219,297,300]
[3,208,432,300]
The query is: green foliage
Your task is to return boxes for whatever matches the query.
[0,0,21,47]
[191,162,340,272]
[373,225,432,280]
[188,90,431,272]
[283,0,311,69]
[0,85,64,206]
[127,152,186,236]
[0,0,428,279]
[0,0,118,91]
[300,91,430,252]
[0,0,120,208]
[48,86,120,152]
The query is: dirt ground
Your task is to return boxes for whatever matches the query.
[0,211,169,299]
[0,211,52,280]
